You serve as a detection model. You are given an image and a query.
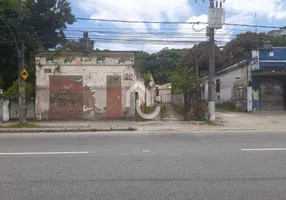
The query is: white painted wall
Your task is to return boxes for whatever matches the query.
[2,99,9,122]
[35,53,153,120]
[1,99,35,121]
[204,62,249,103]
[159,89,172,103]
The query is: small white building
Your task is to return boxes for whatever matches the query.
[203,60,252,111]
[158,83,172,103]
[35,51,155,120]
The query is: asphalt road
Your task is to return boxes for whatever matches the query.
[1,131,286,200]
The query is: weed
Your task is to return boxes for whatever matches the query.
[0,123,40,128]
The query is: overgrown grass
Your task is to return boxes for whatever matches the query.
[0,123,40,128]
[136,105,168,121]
[128,127,137,131]
[172,104,184,116]
[216,102,236,112]
[144,106,154,114]
[161,105,168,117]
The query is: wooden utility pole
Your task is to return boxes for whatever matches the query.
[18,0,26,124]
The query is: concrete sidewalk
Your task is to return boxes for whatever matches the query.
[217,111,286,131]
[1,111,286,133]
[0,120,138,133]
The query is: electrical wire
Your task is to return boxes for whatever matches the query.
[4,12,283,29]
[75,17,283,29]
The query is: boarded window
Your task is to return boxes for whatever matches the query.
[216,79,221,93]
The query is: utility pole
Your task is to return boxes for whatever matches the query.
[18,0,26,124]
[85,31,89,51]
[194,45,200,121]
[208,0,216,122]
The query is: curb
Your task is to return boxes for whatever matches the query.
[0,127,138,133]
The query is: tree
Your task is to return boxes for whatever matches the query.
[0,0,76,93]
[171,67,202,121]
[0,0,17,13]
[3,79,34,99]
[59,32,95,51]
[136,49,188,85]
[136,31,286,87]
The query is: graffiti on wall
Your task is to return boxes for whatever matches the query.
[96,56,106,64]
[252,90,260,111]
[46,57,56,64]
[42,56,134,65]
[118,57,134,64]
[123,73,133,81]
[64,57,75,63]
[50,90,82,109]
[81,57,93,62]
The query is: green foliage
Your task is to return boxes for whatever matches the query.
[0,0,75,91]
[143,72,152,86]
[161,105,168,118]
[0,0,17,13]
[136,32,286,86]
[216,101,236,112]
[58,32,95,51]
[172,103,185,116]
[0,123,40,128]
[3,79,34,99]
[135,49,188,85]
[170,67,202,93]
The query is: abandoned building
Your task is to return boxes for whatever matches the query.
[35,51,153,120]
[203,60,251,111]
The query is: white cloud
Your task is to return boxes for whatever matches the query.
[77,0,192,32]
[224,0,286,20]
[74,0,285,53]
[75,0,195,52]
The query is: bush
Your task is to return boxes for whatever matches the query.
[3,79,34,99]
[216,102,236,111]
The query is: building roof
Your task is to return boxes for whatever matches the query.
[252,47,286,51]
[36,50,139,57]
[203,60,249,80]
[158,83,172,90]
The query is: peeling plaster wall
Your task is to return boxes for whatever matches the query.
[204,63,249,103]
[35,52,141,120]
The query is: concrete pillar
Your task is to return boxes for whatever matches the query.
[247,86,253,112]
[2,99,9,122]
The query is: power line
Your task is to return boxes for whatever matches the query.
[3,12,283,29]
[65,27,257,33]
[75,17,283,29]
[63,29,238,36]
[76,17,208,25]
[224,23,282,29]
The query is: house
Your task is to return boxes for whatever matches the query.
[203,47,286,112]
[251,47,286,111]
[158,83,172,103]
[203,60,251,111]
[35,51,155,120]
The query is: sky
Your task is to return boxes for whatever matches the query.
[66,0,286,53]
